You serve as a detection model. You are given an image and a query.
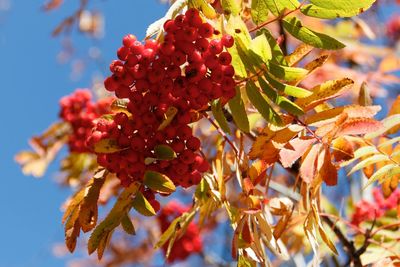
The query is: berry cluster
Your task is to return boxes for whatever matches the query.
[104,8,235,104]
[157,201,202,262]
[386,16,400,42]
[59,89,113,153]
[89,8,235,188]
[351,188,400,226]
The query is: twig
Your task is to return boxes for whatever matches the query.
[249,2,305,33]
[202,112,239,156]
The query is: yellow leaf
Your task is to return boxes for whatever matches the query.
[94,138,125,153]
[296,78,354,110]
[88,182,139,258]
[158,106,178,131]
[285,43,314,66]
[143,171,176,194]
[131,191,157,216]
[111,99,131,115]
[78,169,107,232]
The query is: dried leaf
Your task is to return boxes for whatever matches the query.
[296,78,354,110]
[285,43,314,66]
[358,82,373,106]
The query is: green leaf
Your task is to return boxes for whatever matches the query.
[226,15,252,77]
[143,170,176,194]
[228,87,250,133]
[238,255,257,267]
[264,72,312,98]
[154,145,176,160]
[221,0,241,16]
[258,77,304,116]
[251,0,269,25]
[301,0,376,19]
[211,99,231,134]
[195,178,210,201]
[234,36,258,73]
[132,191,157,217]
[121,213,136,235]
[267,61,308,82]
[282,17,345,50]
[246,81,282,125]
[265,0,300,16]
[249,33,272,63]
[154,217,180,249]
[258,29,287,65]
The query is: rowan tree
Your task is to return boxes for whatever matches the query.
[16,0,400,266]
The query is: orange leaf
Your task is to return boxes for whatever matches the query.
[43,0,64,11]
[300,144,321,183]
[241,220,254,244]
[249,125,303,161]
[387,95,400,134]
[243,177,254,195]
[362,156,375,178]
[332,136,354,162]
[279,137,317,168]
[319,146,338,186]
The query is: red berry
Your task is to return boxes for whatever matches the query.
[199,23,214,38]
[221,34,234,48]
[123,34,137,47]
[186,136,201,150]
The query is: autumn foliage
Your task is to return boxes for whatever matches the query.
[16,0,400,266]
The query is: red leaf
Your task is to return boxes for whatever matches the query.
[336,118,383,136]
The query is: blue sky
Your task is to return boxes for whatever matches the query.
[0,1,167,266]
